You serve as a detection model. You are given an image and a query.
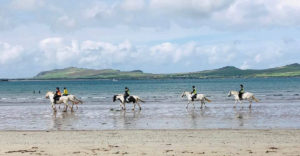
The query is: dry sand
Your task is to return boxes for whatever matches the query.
[0,130,299,156]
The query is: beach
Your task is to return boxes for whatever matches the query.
[0,130,299,155]
[1,79,300,155]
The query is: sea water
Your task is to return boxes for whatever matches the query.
[0,78,300,130]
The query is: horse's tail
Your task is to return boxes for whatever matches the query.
[137,98,145,103]
[204,97,212,102]
[73,96,83,104]
[252,96,259,102]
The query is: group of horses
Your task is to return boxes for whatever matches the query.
[45,90,259,112]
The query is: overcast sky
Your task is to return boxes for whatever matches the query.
[0,0,300,78]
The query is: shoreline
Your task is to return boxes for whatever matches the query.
[1,129,299,155]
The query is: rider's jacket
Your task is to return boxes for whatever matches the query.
[56,90,62,96]
[191,88,197,94]
[63,89,68,95]
[239,88,244,94]
[125,89,130,96]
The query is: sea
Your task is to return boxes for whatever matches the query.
[0,78,300,130]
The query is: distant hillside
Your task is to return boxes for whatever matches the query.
[33,63,300,79]
[34,67,155,79]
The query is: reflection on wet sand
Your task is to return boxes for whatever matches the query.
[51,111,78,130]
[0,102,300,130]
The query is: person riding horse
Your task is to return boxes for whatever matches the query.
[63,87,68,96]
[191,86,197,101]
[54,87,62,104]
[124,87,130,103]
[239,84,245,100]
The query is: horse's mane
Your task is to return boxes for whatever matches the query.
[46,91,54,94]
[230,90,239,94]
[113,94,124,102]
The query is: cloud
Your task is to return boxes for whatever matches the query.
[10,0,44,10]
[0,0,300,77]
[121,0,145,11]
[0,42,23,65]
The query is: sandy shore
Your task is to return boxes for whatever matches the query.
[0,130,299,156]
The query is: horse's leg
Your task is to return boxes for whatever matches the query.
[200,100,203,109]
[249,100,252,108]
[52,103,57,112]
[239,100,243,108]
[71,103,74,112]
[132,103,136,110]
[137,102,142,110]
[234,100,237,108]
[186,101,190,109]
[203,100,206,108]
[120,103,123,110]
[63,102,69,112]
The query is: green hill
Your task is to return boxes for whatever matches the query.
[33,63,300,79]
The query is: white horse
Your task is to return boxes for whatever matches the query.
[181,91,212,109]
[45,92,83,112]
[228,91,259,108]
[113,94,144,110]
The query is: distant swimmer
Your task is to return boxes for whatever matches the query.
[239,84,245,100]
[124,87,130,103]
[39,90,41,94]
[191,86,197,101]
[54,87,61,104]
[63,87,68,96]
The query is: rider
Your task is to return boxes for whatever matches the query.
[124,87,130,103]
[63,87,68,96]
[191,86,197,101]
[239,84,245,100]
[54,87,62,104]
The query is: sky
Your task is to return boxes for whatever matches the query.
[0,0,300,78]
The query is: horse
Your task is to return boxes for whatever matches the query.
[113,94,144,110]
[45,92,83,112]
[181,91,212,109]
[228,91,259,108]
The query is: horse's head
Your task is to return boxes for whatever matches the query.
[228,91,232,97]
[181,91,188,98]
[113,95,117,102]
[113,95,122,102]
[45,91,53,99]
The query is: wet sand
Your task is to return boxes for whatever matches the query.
[0,130,299,156]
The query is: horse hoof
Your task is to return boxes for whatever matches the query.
[139,108,142,110]
[233,106,236,108]
[132,109,134,111]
